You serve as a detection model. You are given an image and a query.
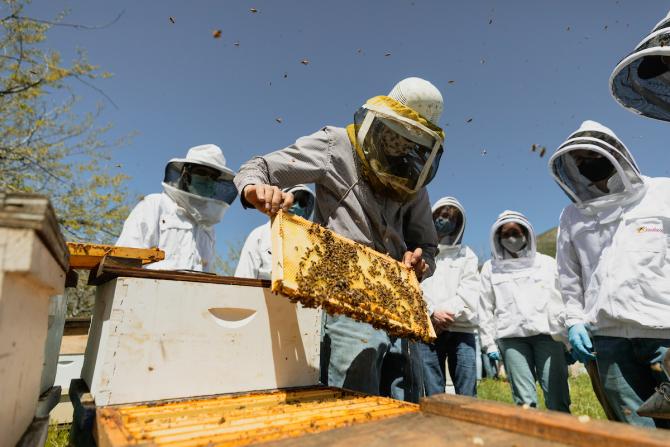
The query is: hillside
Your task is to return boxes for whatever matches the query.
[536,227,558,258]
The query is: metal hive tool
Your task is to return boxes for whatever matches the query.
[271,211,436,343]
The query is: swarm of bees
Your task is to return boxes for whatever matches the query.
[273,213,434,342]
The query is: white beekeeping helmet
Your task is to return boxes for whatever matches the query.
[388,77,444,125]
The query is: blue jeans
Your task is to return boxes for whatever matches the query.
[320,313,423,403]
[498,334,570,412]
[592,336,670,428]
[418,331,477,397]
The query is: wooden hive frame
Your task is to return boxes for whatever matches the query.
[270,211,435,343]
[67,242,165,270]
[96,387,419,447]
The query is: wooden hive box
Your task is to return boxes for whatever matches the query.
[94,387,670,447]
[96,387,419,447]
[0,193,68,446]
[82,270,322,406]
[270,211,435,343]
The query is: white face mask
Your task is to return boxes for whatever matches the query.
[501,235,527,253]
[162,183,229,227]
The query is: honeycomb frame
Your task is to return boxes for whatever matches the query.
[271,211,435,343]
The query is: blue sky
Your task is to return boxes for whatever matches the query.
[32,0,670,262]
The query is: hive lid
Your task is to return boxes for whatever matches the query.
[271,210,435,343]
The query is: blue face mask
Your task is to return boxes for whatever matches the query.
[434,217,457,236]
[187,174,216,198]
[289,202,310,219]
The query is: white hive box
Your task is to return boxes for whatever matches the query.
[0,193,68,447]
[82,271,322,406]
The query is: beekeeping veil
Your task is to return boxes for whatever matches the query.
[347,77,445,202]
[611,10,670,121]
[548,120,646,214]
[490,210,537,269]
[162,144,238,226]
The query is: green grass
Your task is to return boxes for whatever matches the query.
[46,424,70,447]
[477,374,607,419]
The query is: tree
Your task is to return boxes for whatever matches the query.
[0,1,132,316]
[0,0,131,244]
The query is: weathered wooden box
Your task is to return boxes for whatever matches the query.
[82,272,322,406]
[94,389,670,447]
[0,193,68,446]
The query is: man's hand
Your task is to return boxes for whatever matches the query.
[243,184,294,216]
[402,247,428,279]
[430,310,455,334]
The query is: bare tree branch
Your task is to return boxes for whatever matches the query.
[0,77,42,95]
[1,10,125,31]
[73,74,118,109]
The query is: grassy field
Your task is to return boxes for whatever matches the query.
[46,375,605,446]
[478,374,606,419]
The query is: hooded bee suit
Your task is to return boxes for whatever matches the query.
[479,211,570,412]
[418,197,480,397]
[549,120,670,428]
[610,9,670,420]
[235,185,315,280]
[116,144,237,272]
[611,10,670,122]
[234,77,444,403]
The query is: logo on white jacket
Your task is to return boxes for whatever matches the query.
[636,226,664,234]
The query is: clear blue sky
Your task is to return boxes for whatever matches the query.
[32,0,670,261]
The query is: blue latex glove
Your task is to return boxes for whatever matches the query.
[487,351,501,362]
[568,324,596,363]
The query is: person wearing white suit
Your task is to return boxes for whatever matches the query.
[479,210,570,412]
[549,120,670,427]
[418,197,480,397]
[117,144,237,272]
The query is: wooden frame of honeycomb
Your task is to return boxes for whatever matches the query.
[96,387,418,447]
[271,211,436,343]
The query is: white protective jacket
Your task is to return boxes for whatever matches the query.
[235,185,314,279]
[479,211,567,353]
[235,222,272,279]
[420,197,480,333]
[116,192,216,272]
[550,120,670,339]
